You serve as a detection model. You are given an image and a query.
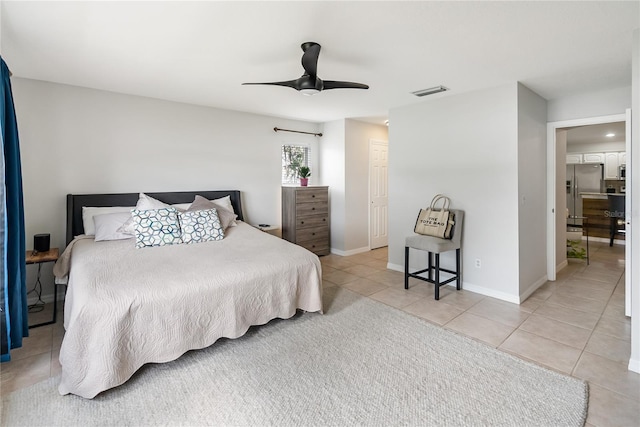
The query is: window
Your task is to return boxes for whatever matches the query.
[282,144,310,185]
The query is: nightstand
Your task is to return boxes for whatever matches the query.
[26,248,61,329]
[254,224,280,236]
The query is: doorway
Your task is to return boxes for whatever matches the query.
[369,139,388,249]
[547,112,631,315]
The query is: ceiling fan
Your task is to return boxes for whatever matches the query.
[242,42,369,95]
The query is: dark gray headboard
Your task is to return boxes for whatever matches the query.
[66,190,243,245]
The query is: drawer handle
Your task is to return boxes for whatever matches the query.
[301,221,304,224]
[312,207,315,210]
[312,195,315,198]
[323,218,326,222]
[312,232,316,236]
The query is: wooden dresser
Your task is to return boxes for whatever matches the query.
[282,186,330,256]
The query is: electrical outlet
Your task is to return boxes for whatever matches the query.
[475,259,481,268]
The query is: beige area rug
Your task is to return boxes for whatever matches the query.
[2,287,588,426]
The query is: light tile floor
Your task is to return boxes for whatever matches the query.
[1,241,638,426]
[322,242,638,427]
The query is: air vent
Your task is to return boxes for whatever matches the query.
[411,85,449,97]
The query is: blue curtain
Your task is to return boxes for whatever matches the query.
[1,56,28,362]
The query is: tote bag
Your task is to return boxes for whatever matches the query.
[414,194,455,239]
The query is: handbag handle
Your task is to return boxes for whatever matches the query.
[429,194,450,211]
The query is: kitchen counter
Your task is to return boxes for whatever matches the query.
[580,192,625,199]
[579,196,625,241]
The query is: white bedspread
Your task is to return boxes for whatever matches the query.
[58,222,323,399]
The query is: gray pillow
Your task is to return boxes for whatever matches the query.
[188,195,237,230]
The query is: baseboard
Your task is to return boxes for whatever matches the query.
[387,263,520,304]
[387,262,403,272]
[587,236,625,245]
[331,246,371,257]
[461,283,520,304]
[556,259,568,273]
[519,275,548,303]
[628,358,640,374]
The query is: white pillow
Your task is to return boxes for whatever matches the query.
[94,212,135,242]
[82,206,134,236]
[136,193,170,210]
[210,195,237,226]
[211,195,234,213]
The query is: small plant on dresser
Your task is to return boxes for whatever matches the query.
[298,166,311,187]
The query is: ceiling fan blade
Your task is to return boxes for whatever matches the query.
[243,42,367,94]
[301,42,321,78]
[322,80,369,90]
[242,80,298,89]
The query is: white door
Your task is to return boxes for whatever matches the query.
[625,109,632,316]
[369,140,388,249]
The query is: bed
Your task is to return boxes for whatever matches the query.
[57,190,323,399]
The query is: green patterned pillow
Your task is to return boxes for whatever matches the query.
[179,208,224,244]
[132,207,182,248]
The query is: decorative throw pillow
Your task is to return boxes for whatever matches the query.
[131,208,182,248]
[179,208,224,244]
[188,195,237,230]
[93,212,135,242]
[119,193,170,235]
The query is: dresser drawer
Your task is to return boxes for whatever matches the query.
[299,238,330,255]
[296,215,328,229]
[296,203,328,217]
[296,227,329,243]
[296,189,328,204]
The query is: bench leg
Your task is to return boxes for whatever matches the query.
[456,248,461,290]
[404,246,409,289]
[434,253,440,300]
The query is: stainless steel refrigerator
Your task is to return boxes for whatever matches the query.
[566,163,603,227]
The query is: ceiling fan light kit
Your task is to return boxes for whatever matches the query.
[411,85,449,97]
[242,42,369,95]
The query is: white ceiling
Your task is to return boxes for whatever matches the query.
[1,1,639,124]
[566,122,626,146]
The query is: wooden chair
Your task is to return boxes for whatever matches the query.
[608,195,625,246]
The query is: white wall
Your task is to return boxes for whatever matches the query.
[344,119,388,253]
[318,118,388,255]
[388,83,521,302]
[318,119,346,252]
[517,83,548,299]
[13,78,321,300]
[547,86,631,122]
